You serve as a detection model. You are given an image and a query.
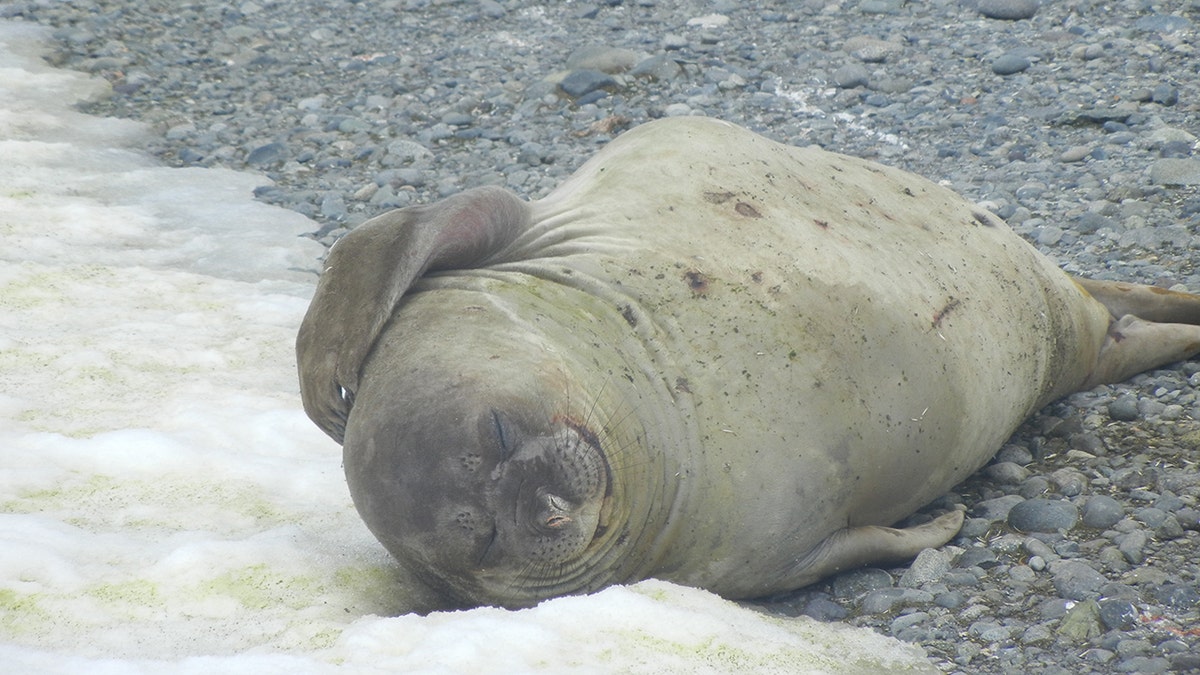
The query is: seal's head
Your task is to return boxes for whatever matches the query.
[339,289,653,608]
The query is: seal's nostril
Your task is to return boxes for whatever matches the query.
[545,514,572,529]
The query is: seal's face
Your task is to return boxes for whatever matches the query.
[344,395,615,608]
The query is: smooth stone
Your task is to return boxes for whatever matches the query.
[1008,498,1079,533]
[831,568,894,599]
[1059,145,1091,162]
[1050,561,1106,600]
[984,461,1029,484]
[1081,495,1124,529]
[1116,529,1148,564]
[565,45,643,73]
[559,69,619,98]
[802,596,849,621]
[630,54,683,80]
[992,53,1031,75]
[1108,394,1141,421]
[833,63,870,89]
[1098,598,1138,630]
[977,0,1039,20]
[1152,84,1179,106]
[971,494,1024,522]
[1134,14,1193,33]
[245,141,287,166]
[1057,599,1103,639]
[899,548,952,587]
[1149,159,1200,186]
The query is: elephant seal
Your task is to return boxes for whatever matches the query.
[297,117,1200,609]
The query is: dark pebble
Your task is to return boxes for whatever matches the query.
[1051,560,1106,600]
[1152,583,1200,610]
[1171,653,1200,672]
[1081,495,1124,529]
[833,63,870,89]
[558,69,618,98]
[1008,498,1079,533]
[802,596,849,621]
[1152,84,1179,106]
[246,141,288,166]
[831,568,893,599]
[971,494,1024,521]
[1108,394,1140,421]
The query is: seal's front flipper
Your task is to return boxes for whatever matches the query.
[1073,279,1200,389]
[296,186,531,442]
[784,511,964,588]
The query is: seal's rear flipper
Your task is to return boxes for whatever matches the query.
[1074,279,1200,389]
[1075,278,1200,325]
[296,186,531,442]
[784,511,964,587]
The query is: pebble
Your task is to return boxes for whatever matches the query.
[565,45,643,73]
[1108,394,1141,421]
[1008,498,1079,532]
[558,70,618,98]
[898,548,951,587]
[1050,561,1106,600]
[992,53,1031,75]
[25,1,1200,672]
[1081,495,1124,529]
[1149,158,1200,186]
[832,63,870,89]
[976,0,1039,21]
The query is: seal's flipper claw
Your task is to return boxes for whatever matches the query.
[784,511,964,587]
[296,186,531,442]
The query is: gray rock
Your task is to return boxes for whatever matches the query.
[1149,159,1200,186]
[1108,394,1140,421]
[1050,561,1106,600]
[478,0,506,19]
[984,461,1029,484]
[972,494,1024,522]
[1152,583,1200,610]
[558,69,618,98]
[630,54,683,80]
[1098,598,1138,630]
[1115,529,1148,564]
[1056,599,1102,639]
[1133,14,1193,33]
[992,53,1031,75]
[831,568,893,599]
[977,0,1039,20]
[565,45,643,73]
[833,63,870,89]
[1008,498,1078,532]
[1081,495,1124,529]
[246,141,287,166]
[1152,84,1179,106]
[859,0,905,14]
[899,548,952,587]
[860,587,907,614]
[802,596,848,621]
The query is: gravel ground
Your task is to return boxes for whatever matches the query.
[8,0,1200,672]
